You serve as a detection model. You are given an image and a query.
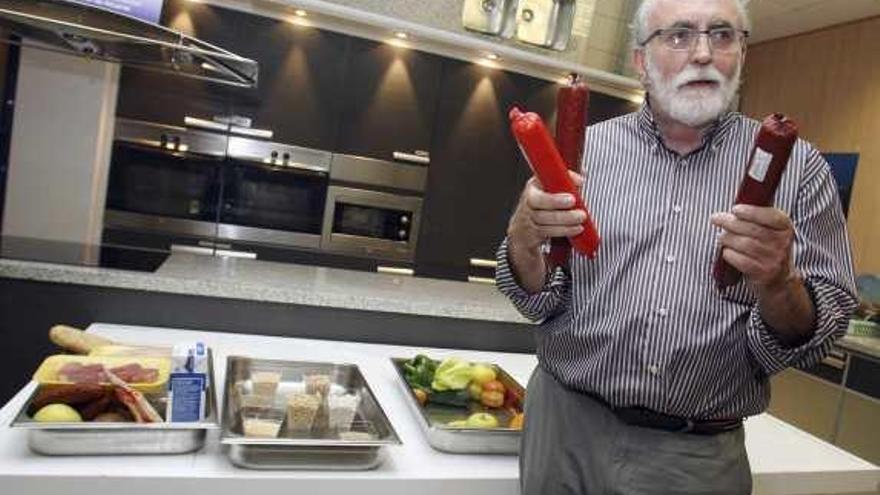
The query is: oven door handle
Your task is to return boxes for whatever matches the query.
[229,125,274,139]
[170,244,215,256]
[171,244,257,259]
[184,116,230,132]
[392,151,430,165]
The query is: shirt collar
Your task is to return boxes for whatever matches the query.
[636,100,741,156]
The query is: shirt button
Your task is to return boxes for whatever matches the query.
[680,159,689,167]
[665,254,676,264]
[657,307,668,317]
[648,365,660,375]
[672,205,683,214]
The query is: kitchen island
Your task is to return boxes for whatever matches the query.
[1,324,878,495]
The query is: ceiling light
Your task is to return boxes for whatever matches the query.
[294,9,307,17]
[395,31,409,39]
[485,53,500,61]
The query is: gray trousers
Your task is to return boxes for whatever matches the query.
[521,366,752,495]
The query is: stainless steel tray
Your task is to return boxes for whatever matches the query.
[220,356,400,470]
[10,351,220,456]
[391,357,524,455]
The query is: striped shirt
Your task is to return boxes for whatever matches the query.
[496,104,858,419]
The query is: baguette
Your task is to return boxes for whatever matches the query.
[49,325,114,354]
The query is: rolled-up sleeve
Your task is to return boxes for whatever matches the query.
[746,150,858,375]
[495,238,571,322]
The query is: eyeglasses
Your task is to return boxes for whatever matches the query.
[639,27,749,52]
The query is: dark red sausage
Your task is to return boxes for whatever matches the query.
[548,75,590,268]
[713,113,798,289]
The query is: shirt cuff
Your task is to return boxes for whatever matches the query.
[746,276,856,375]
[495,238,569,322]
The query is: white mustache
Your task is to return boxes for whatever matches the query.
[674,67,725,89]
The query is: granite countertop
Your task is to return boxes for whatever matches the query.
[0,254,530,324]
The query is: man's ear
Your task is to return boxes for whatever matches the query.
[633,48,648,84]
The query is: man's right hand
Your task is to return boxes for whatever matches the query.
[506,172,585,293]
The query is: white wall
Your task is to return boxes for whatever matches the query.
[1,45,118,247]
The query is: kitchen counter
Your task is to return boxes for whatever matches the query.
[837,335,880,363]
[1,323,878,495]
[0,253,528,324]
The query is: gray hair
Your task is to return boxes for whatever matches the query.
[630,0,752,50]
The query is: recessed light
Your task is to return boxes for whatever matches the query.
[395,31,409,40]
[476,58,499,69]
[294,9,307,17]
[486,53,500,61]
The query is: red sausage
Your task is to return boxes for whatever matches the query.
[509,107,600,258]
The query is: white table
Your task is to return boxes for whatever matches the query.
[1,324,877,495]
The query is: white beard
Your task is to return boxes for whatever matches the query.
[644,56,742,127]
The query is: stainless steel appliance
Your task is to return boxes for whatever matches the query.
[221,137,330,250]
[105,117,331,254]
[322,154,427,262]
[105,119,227,240]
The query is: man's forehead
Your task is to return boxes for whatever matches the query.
[649,0,741,28]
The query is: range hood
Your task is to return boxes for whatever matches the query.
[0,0,258,88]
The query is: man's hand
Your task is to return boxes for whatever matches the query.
[711,204,816,346]
[710,204,795,290]
[507,172,585,294]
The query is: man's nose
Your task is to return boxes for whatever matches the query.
[691,34,713,64]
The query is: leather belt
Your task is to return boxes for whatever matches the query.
[612,406,742,435]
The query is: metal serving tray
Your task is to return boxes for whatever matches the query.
[391,357,524,455]
[10,351,219,456]
[220,356,400,470]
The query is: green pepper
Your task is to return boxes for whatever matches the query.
[402,354,438,391]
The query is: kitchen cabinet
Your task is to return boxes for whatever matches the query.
[336,38,444,162]
[223,13,348,150]
[115,0,238,126]
[416,60,557,281]
[415,67,639,281]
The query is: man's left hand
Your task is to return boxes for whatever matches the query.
[710,204,796,291]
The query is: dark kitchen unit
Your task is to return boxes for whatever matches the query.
[103,0,641,278]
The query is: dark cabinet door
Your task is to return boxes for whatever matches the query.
[116,0,239,125]
[416,61,557,280]
[336,38,443,161]
[224,15,348,150]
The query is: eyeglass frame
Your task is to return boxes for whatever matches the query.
[638,26,750,52]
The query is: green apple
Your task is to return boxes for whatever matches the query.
[465,412,499,429]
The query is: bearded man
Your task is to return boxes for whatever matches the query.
[497,0,857,493]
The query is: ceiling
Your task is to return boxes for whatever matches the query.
[747,0,880,44]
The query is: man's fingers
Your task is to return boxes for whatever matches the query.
[710,212,770,238]
[533,209,587,226]
[730,205,791,231]
[526,185,576,211]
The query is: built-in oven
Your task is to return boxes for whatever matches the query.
[220,137,330,249]
[104,118,226,239]
[321,154,427,261]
